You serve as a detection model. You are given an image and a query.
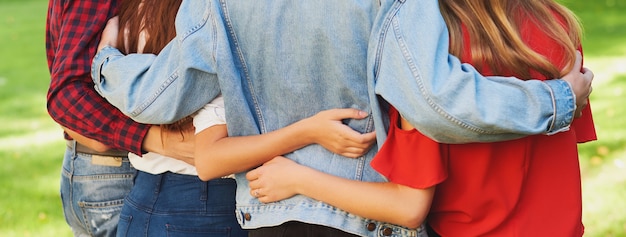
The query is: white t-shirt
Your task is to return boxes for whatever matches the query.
[128,95,225,176]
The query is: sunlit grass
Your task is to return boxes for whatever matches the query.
[0,0,72,236]
[582,151,626,236]
[0,140,71,237]
[575,52,626,236]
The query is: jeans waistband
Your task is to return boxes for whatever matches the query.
[66,140,128,157]
[128,171,238,214]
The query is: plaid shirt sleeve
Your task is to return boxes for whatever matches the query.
[45,0,149,155]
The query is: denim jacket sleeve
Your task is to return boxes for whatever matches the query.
[91,0,221,124]
[369,0,575,144]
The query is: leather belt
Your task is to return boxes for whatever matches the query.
[66,140,128,157]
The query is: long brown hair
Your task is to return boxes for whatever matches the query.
[439,0,582,79]
[117,0,182,55]
[117,0,190,133]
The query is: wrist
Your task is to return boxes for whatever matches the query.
[142,125,164,155]
[293,166,315,195]
[293,117,317,145]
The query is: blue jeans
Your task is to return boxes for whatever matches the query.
[60,141,136,237]
[116,171,247,237]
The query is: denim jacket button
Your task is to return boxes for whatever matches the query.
[367,222,376,231]
[244,213,252,221]
[383,227,393,236]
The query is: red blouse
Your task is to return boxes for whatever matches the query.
[371,13,596,237]
[371,106,448,190]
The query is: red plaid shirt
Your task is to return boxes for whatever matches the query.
[45,0,149,155]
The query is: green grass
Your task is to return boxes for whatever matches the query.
[563,1,626,235]
[565,0,626,57]
[578,74,626,236]
[0,0,72,236]
[0,0,624,236]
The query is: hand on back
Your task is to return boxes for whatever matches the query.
[299,108,376,158]
[246,156,304,203]
[562,51,593,118]
[97,16,120,53]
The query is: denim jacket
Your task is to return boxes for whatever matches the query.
[92,0,575,236]
[368,0,574,145]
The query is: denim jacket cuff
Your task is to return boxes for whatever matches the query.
[544,79,575,135]
[91,46,123,96]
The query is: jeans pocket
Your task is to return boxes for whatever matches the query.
[78,199,125,237]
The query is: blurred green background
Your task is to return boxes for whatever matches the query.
[0,0,625,236]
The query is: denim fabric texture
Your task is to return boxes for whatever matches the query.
[116,171,246,237]
[367,0,575,145]
[60,141,135,237]
[91,0,577,236]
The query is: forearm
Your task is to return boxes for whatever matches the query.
[46,0,149,154]
[91,1,221,124]
[62,126,110,152]
[47,82,150,154]
[294,167,433,229]
[196,123,312,181]
[371,0,575,143]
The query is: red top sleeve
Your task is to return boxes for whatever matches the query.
[46,0,149,155]
[370,106,448,189]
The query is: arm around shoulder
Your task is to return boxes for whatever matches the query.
[246,157,434,229]
[91,0,223,124]
[370,0,578,143]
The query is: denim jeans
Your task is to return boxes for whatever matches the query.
[116,171,247,237]
[60,141,135,237]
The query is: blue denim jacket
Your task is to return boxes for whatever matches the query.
[92,0,575,236]
[368,0,574,146]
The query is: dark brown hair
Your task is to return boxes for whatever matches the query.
[117,0,191,134]
[117,0,182,55]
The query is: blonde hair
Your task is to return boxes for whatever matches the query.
[439,0,582,79]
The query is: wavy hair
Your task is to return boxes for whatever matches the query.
[117,0,182,55]
[439,0,582,79]
[116,0,191,134]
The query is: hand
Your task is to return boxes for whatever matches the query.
[143,125,195,165]
[97,16,120,53]
[561,51,593,118]
[299,108,376,158]
[61,126,111,152]
[246,156,305,203]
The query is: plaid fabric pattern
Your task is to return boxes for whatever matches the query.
[46,0,149,155]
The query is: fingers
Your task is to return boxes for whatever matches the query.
[581,67,593,78]
[362,131,377,143]
[98,16,120,51]
[582,67,594,89]
[337,144,375,158]
[250,189,274,203]
[247,171,271,202]
[575,67,593,118]
[323,108,368,120]
[561,51,593,121]
[245,168,259,182]
[571,51,582,72]
[341,130,376,144]
[324,130,376,158]
[251,189,261,198]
